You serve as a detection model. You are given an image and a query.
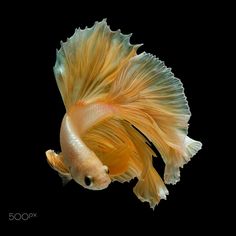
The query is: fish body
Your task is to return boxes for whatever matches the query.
[46,19,202,208]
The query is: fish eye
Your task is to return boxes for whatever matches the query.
[84,176,93,186]
[104,165,109,174]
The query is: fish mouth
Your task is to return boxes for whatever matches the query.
[93,178,111,190]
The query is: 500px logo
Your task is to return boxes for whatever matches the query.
[8,212,37,221]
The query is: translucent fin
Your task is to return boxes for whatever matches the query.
[123,122,168,208]
[58,173,72,186]
[54,19,141,110]
[164,137,202,184]
[46,150,69,174]
[184,136,202,162]
[107,52,202,184]
[133,167,169,209]
[164,162,181,185]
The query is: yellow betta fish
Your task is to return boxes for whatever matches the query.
[46,19,202,209]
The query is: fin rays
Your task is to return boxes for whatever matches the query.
[54,19,141,109]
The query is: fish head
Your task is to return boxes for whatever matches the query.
[70,152,111,190]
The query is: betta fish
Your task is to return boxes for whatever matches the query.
[46,19,202,209]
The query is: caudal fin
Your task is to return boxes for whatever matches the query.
[184,136,202,162]
[107,52,202,184]
[164,137,202,184]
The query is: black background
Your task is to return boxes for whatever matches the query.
[3,2,228,233]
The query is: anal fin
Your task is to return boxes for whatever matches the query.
[134,167,169,209]
[99,145,130,176]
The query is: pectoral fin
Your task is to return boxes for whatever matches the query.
[58,173,72,186]
[46,149,72,185]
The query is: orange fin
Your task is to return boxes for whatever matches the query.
[111,156,141,183]
[83,118,136,174]
[107,52,202,184]
[133,167,169,209]
[99,144,130,176]
[123,122,168,208]
[46,150,72,185]
[54,19,141,109]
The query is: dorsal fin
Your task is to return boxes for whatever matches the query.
[54,19,142,110]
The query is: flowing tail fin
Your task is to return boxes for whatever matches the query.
[164,136,202,184]
[107,52,202,184]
